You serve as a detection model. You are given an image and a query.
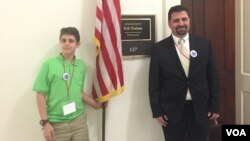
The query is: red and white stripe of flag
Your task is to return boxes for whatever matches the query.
[92,0,124,103]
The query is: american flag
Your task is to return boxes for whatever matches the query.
[92,0,124,103]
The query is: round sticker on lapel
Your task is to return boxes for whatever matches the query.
[190,50,197,58]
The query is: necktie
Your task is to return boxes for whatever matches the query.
[178,38,190,76]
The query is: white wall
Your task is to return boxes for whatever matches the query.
[0,0,180,141]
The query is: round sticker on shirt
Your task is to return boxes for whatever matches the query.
[63,73,70,81]
[190,50,198,58]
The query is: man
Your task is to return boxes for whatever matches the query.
[148,5,220,141]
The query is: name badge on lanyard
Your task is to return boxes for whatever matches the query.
[63,101,76,115]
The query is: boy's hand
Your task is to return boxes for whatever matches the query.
[43,123,56,141]
[102,101,108,108]
[83,92,103,109]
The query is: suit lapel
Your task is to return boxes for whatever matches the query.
[188,35,197,77]
[167,36,187,78]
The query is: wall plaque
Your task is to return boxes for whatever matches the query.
[121,15,155,57]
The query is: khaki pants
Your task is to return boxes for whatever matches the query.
[50,114,89,141]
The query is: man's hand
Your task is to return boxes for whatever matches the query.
[156,115,168,127]
[208,112,220,120]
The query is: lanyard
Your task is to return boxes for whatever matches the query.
[174,42,190,60]
[62,59,75,96]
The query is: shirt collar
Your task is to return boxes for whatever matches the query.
[57,53,78,66]
[172,33,189,44]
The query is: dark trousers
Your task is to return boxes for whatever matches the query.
[162,101,210,141]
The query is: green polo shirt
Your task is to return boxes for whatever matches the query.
[33,54,86,122]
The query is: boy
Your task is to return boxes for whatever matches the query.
[33,27,101,141]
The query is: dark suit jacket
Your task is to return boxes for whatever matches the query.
[149,34,220,124]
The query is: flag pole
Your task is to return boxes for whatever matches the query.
[102,102,106,141]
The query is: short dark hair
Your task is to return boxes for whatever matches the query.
[168,5,190,21]
[60,27,80,42]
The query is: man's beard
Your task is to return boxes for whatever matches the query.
[176,26,188,36]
